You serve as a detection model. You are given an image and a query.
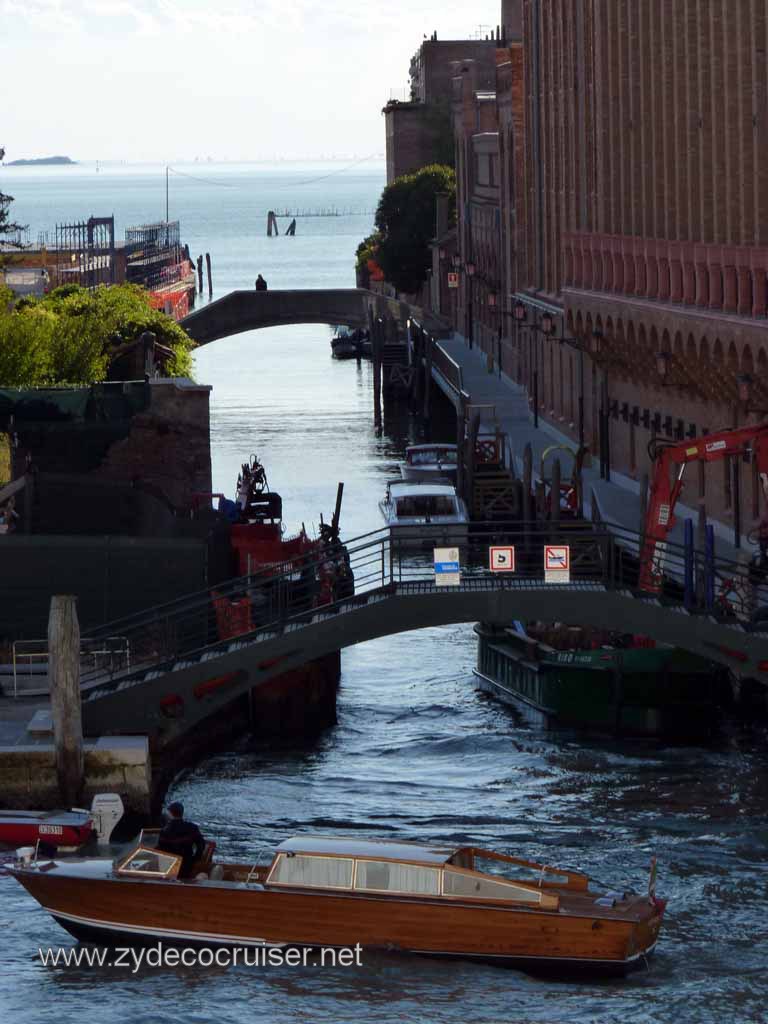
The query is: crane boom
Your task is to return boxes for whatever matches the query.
[639,423,768,592]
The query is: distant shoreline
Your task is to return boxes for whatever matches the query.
[6,156,76,167]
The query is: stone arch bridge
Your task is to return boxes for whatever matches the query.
[180,289,440,346]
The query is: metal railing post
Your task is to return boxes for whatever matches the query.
[684,518,694,610]
[705,524,715,612]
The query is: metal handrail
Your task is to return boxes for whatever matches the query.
[77,518,768,695]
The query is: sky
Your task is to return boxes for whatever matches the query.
[2,1,502,163]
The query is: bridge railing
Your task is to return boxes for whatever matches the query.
[78,519,768,691]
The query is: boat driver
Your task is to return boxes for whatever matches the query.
[158,801,206,878]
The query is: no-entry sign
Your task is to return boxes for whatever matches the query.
[489,546,516,572]
[544,545,570,582]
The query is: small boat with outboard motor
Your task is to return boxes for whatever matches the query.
[0,793,124,850]
[7,829,665,974]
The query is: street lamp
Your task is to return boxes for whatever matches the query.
[465,261,476,350]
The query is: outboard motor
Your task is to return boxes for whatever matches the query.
[90,794,125,844]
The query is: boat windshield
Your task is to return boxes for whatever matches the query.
[409,448,457,466]
[395,495,455,517]
[116,846,182,880]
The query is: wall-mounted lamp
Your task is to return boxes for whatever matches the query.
[466,261,476,277]
[438,247,446,260]
[540,312,554,336]
[452,254,462,269]
[488,291,498,308]
[513,299,526,322]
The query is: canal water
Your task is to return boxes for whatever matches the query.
[2,164,767,1023]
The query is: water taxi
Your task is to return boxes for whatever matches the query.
[379,481,469,547]
[8,832,665,974]
[400,444,458,484]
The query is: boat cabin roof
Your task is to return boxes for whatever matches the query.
[275,835,465,865]
[405,444,457,454]
[387,482,458,499]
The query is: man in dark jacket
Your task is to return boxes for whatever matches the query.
[255,274,268,291]
[158,802,206,877]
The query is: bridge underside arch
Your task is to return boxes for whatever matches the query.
[82,585,768,745]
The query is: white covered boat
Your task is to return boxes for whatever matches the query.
[400,444,458,484]
[379,481,469,547]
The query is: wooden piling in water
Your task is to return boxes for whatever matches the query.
[422,333,432,420]
[371,311,382,435]
[196,255,203,295]
[205,253,213,299]
[551,458,561,528]
[48,595,84,806]
[522,443,533,549]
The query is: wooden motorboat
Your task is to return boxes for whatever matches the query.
[0,794,124,850]
[8,832,665,973]
[379,481,469,548]
[400,444,458,484]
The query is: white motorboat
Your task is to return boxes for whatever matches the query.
[400,444,459,484]
[379,481,469,547]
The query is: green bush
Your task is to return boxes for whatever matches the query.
[0,283,195,387]
[372,164,456,295]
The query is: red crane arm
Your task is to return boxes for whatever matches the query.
[639,423,768,592]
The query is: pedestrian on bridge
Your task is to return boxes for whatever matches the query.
[255,274,268,291]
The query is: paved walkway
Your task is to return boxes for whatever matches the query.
[439,336,750,567]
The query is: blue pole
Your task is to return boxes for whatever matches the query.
[705,524,715,612]
[684,518,694,609]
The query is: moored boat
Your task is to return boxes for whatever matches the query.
[474,622,727,736]
[379,480,469,547]
[0,794,124,850]
[8,830,665,974]
[400,444,458,484]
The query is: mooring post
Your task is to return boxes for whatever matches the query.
[423,333,433,420]
[696,503,708,604]
[48,595,84,807]
[466,411,481,515]
[551,457,561,528]
[205,253,213,299]
[523,442,533,551]
[196,255,203,295]
[372,313,382,435]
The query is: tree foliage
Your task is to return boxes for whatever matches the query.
[0,283,195,387]
[0,150,28,268]
[372,164,456,295]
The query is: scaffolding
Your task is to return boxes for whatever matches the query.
[125,221,184,290]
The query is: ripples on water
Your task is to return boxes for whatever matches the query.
[2,165,767,1023]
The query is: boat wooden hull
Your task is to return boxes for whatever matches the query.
[12,868,662,974]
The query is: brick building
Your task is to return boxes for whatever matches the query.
[383,37,499,184]
[446,0,768,539]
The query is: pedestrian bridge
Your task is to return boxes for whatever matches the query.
[78,521,768,744]
[180,289,439,346]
